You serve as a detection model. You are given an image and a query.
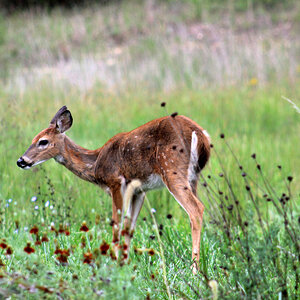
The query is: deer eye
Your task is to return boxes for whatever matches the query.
[38,139,49,147]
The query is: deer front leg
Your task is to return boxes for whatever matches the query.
[123,191,145,258]
[111,187,123,259]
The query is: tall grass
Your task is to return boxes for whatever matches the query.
[1,0,300,92]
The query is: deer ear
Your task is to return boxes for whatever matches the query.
[50,106,73,133]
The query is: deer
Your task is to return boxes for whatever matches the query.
[17,106,211,272]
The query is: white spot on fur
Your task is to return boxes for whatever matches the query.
[188,131,199,183]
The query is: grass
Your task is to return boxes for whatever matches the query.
[1,83,299,299]
[0,1,300,298]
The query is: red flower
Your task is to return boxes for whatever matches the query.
[55,248,70,264]
[41,234,49,243]
[0,243,7,249]
[29,226,39,235]
[148,249,155,256]
[100,241,110,255]
[24,243,35,254]
[65,230,70,236]
[58,225,65,234]
[83,252,93,264]
[80,222,89,232]
[6,247,13,255]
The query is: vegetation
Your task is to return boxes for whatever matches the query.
[0,0,299,299]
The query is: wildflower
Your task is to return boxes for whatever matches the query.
[80,222,89,232]
[220,133,225,139]
[29,226,39,235]
[83,252,94,264]
[58,224,65,234]
[151,208,156,214]
[24,243,35,254]
[249,77,258,86]
[45,200,50,207]
[287,176,293,182]
[251,153,256,159]
[8,199,12,203]
[34,206,39,210]
[171,112,178,118]
[242,172,247,177]
[166,214,173,219]
[246,185,251,191]
[148,249,155,256]
[150,235,155,240]
[257,164,261,170]
[100,241,110,255]
[0,242,7,249]
[31,196,37,202]
[56,249,70,264]
[161,102,166,107]
[41,234,49,243]
[277,165,282,170]
[219,173,224,177]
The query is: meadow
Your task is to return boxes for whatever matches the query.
[0,1,299,299]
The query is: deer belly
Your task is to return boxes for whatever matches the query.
[141,174,165,191]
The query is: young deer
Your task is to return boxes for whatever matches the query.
[17,106,210,271]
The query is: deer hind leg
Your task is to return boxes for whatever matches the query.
[163,175,204,274]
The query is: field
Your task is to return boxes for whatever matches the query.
[0,1,300,299]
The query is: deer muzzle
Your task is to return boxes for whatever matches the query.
[17,157,33,169]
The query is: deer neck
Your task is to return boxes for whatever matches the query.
[55,135,100,184]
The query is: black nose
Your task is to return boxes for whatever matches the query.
[17,157,27,168]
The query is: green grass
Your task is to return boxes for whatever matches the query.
[0,82,299,299]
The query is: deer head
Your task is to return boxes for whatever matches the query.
[17,106,73,169]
